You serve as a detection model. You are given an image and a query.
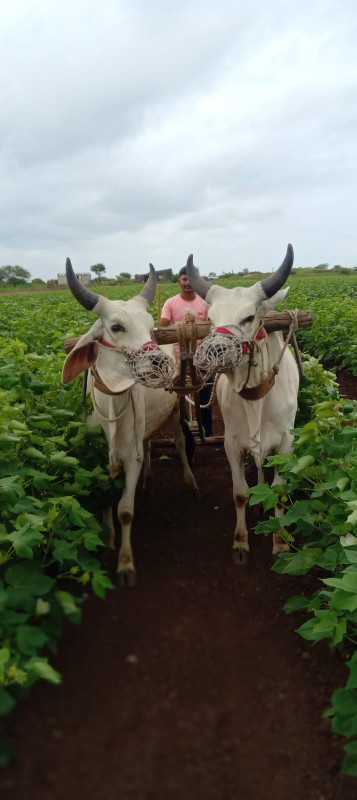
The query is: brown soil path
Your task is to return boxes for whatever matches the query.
[1,437,356,800]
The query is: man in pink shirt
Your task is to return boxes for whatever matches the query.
[160,267,209,328]
[159,265,213,437]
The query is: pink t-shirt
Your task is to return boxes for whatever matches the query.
[161,293,208,325]
[161,293,208,360]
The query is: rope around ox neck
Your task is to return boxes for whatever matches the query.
[90,384,142,463]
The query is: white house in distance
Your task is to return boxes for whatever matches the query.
[57,272,91,285]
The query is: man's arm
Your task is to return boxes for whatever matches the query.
[159,297,173,327]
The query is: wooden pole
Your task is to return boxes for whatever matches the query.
[152,310,313,345]
[63,310,313,354]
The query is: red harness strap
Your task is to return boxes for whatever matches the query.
[214,326,266,353]
[98,338,158,351]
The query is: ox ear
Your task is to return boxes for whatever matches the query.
[62,321,103,384]
[259,287,290,313]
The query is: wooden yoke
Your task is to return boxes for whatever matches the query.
[63,310,313,440]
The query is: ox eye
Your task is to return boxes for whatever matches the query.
[111,323,125,332]
[241,315,255,324]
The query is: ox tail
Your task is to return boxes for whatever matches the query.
[181,420,196,467]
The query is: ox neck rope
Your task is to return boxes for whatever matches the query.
[235,309,300,399]
[91,341,147,464]
[89,378,142,463]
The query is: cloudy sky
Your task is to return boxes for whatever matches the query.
[1,0,356,279]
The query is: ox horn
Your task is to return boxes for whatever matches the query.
[260,244,294,298]
[66,258,100,311]
[185,254,211,299]
[139,263,157,305]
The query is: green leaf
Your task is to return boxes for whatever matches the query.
[82,532,105,551]
[16,624,49,655]
[323,572,357,593]
[49,452,79,468]
[332,687,357,717]
[0,689,15,716]
[283,595,310,614]
[296,618,328,642]
[346,654,357,689]
[7,524,44,559]
[248,484,278,511]
[284,501,316,525]
[91,571,113,599]
[290,454,315,473]
[330,589,357,612]
[55,591,81,622]
[52,539,78,563]
[4,563,55,596]
[23,446,46,462]
[276,548,323,576]
[337,477,350,491]
[26,657,61,685]
[0,475,24,505]
[347,509,357,526]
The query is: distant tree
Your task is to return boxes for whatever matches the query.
[119,272,131,280]
[315,263,329,270]
[31,278,45,285]
[0,265,31,285]
[332,265,351,273]
[90,263,106,279]
[208,271,217,278]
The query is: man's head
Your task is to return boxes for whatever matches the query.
[178,265,194,296]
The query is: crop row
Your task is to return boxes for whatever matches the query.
[249,359,357,775]
[0,276,356,769]
[1,273,356,372]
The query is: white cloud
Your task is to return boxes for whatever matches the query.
[1,0,357,278]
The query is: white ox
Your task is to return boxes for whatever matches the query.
[187,245,299,561]
[62,261,198,585]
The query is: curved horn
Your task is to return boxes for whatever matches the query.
[66,258,100,311]
[185,254,211,299]
[260,244,294,298]
[139,263,157,305]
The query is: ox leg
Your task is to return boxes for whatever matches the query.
[142,440,153,492]
[170,411,200,499]
[271,432,293,555]
[225,439,249,564]
[116,456,143,587]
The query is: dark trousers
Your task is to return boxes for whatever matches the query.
[199,380,213,437]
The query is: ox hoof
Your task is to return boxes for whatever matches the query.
[232,548,249,566]
[117,569,137,588]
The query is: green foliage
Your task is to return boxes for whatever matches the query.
[0,329,122,762]
[250,356,357,774]
[0,272,356,768]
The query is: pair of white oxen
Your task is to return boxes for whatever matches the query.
[62,246,299,586]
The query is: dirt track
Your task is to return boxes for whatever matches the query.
[2,420,357,800]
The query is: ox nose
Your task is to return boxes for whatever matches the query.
[214,326,235,336]
[141,340,159,351]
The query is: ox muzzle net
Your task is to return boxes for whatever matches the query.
[193,328,245,377]
[127,341,177,389]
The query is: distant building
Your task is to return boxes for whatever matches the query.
[57,272,91,286]
[135,268,173,283]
